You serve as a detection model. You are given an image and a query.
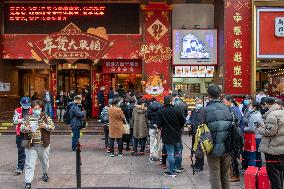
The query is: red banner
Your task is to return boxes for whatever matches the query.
[102,59,142,74]
[141,3,172,95]
[224,0,251,95]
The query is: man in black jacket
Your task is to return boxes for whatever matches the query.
[157,95,186,177]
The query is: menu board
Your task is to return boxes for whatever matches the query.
[174,66,215,78]
[173,83,201,94]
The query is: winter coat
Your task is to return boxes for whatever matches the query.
[146,101,163,129]
[108,105,126,139]
[69,103,85,129]
[244,111,263,139]
[205,99,233,157]
[97,91,105,106]
[131,105,148,139]
[121,103,133,123]
[189,108,205,133]
[13,107,32,136]
[174,99,188,117]
[42,92,54,106]
[56,95,67,109]
[157,104,186,145]
[257,104,284,155]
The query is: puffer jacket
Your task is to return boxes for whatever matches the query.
[69,102,85,129]
[146,101,162,129]
[205,99,232,157]
[131,105,148,139]
[257,104,284,155]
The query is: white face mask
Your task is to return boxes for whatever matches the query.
[196,104,203,109]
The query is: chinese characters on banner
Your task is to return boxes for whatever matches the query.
[29,23,110,64]
[50,66,57,117]
[142,4,172,92]
[224,0,251,94]
[275,17,284,37]
[102,59,142,74]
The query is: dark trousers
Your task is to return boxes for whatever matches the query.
[265,154,284,189]
[109,138,123,154]
[104,126,109,149]
[231,156,239,177]
[162,144,167,166]
[72,128,81,151]
[256,138,262,168]
[242,150,256,169]
[192,132,204,168]
[133,137,147,153]
[16,134,26,171]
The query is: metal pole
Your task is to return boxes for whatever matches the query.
[76,142,81,188]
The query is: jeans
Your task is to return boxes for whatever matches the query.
[16,134,26,171]
[25,144,50,183]
[72,128,81,151]
[162,144,167,166]
[104,126,109,149]
[231,156,239,177]
[207,155,230,189]
[242,150,256,169]
[149,128,161,159]
[56,109,65,122]
[133,137,147,153]
[109,138,123,154]
[165,142,183,173]
[256,138,262,168]
[265,154,284,189]
[45,103,53,118]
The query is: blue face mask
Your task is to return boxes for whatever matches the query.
[33,109,41,116]
[244,100,250,105]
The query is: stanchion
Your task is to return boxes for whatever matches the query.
[76,142,82,188]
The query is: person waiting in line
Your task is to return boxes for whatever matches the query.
[20,100,55,189]
[121,98,134,151]
[108,98,126,157]
[56,91,67,123]
[69,95,86,151]
[188,98,205,172]
[157,95,186,177]
[13,97,33,176]
[100,99,113,153]
[244,101,263,168]
[131,99,148,156]
[31,92,39,101]
[108,86,115,100]
[97,86,105,122]
[257,98,284,189]
[223,95,242,182]
[83,87,92,120]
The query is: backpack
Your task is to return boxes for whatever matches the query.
[63,103,74,124]
[225,108,244,158]
[193,124,214,158]
[100,107,109,123]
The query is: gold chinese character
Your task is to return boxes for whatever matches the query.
[234,65,242,75]
[233,26,242,36]
[233,39,242,49]
[233,13,243,22]
[233,52,242,63]
[233,78,242,88]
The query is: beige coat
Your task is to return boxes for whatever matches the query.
[257,104,284,155]
[108,105,125,139]
[131,105,148,139]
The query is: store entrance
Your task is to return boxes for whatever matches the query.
[58,69,91,95]
[115,74,142,93]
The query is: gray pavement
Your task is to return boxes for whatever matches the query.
[0,135,243,189]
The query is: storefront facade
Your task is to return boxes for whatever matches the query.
[0,0,258,118]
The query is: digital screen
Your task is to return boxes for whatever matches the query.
[4,3,140,34]
[172,30,217,65]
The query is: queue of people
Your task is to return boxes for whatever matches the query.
[12,84,284,189]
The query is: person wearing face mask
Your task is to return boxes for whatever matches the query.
[223,95,242,182]
[120,98,134,151]
[20,100,55,189]
[189,98,205,172]
[42,89,54,118]
[83,88,92,120]
[13,97,33,176]
[56,91,67,123]
[69,95,86,151]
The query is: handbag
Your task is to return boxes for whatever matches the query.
[21,137,32,148]
[244,133,256,152]
[123,123,130,135]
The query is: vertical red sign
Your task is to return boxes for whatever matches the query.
[92,71,102,118]
[141,3,172,93]
[224,0,251,95]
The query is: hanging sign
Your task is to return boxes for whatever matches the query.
[102,59,142,74]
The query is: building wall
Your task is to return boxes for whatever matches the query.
[172,4,214,29]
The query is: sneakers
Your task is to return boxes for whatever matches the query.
[230,176,240,182]
[164,171,176,178]
[42,173,49,182]
[110,153,115,157]
[25,183,31,189]
[118,153,123,157]
[14,169,23,176]
[176,167,185,173]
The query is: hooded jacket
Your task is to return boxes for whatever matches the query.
[146,101,163,129]
[257,104,284,155]
[131,105,148,139]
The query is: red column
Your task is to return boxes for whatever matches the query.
[224,0,252,96]
[141,3,172,98]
